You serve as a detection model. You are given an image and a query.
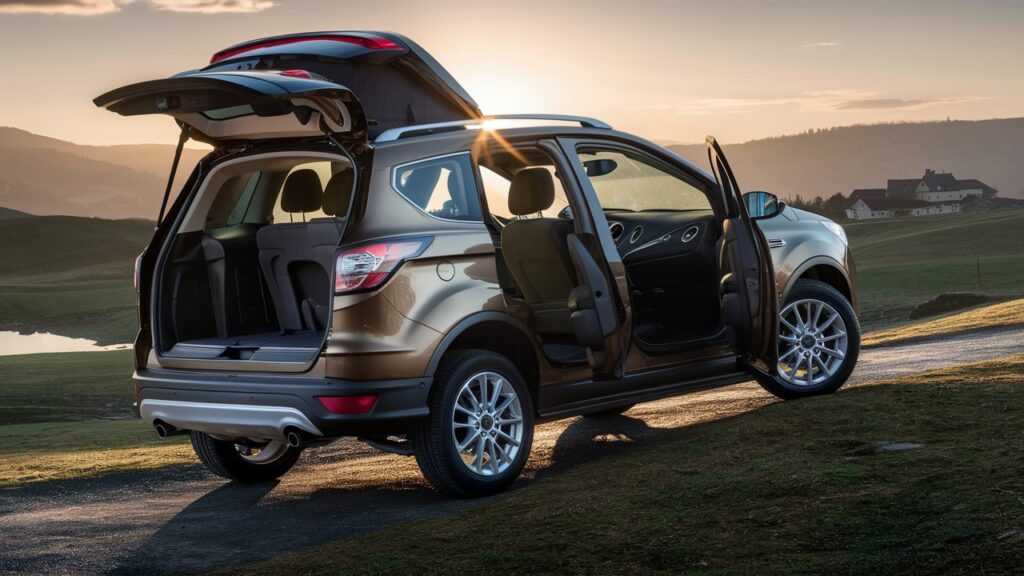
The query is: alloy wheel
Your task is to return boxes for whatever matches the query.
[777,298,849,387]
[450,371,525,477]
[234,440,289,464]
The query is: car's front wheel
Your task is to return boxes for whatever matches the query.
[191,431,303,483]
[412,350,534,497]
[756,279,861,400]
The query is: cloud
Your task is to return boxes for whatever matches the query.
[0,0,273,13]
[631,91,990,115]
[835,96,989,110]
[802,41,843,48]
[145,0,273,13]
[0,0,117,14]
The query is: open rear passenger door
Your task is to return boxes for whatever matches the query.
[541,141,632,380]
[706,136,779,375]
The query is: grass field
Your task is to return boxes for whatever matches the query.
[0,215,150,344]
[0,350,135,425]
[0,420,191,487]
[845,208,1024,328]
[219,355,1024,576]
[863,298,1024,347]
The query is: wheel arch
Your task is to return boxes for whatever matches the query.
[783,256,856,310]
[426,312,542,410]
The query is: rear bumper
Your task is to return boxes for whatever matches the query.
[133,368,432,440]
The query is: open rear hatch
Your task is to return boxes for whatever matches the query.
[192,31,481,139]
[95,69,367,145]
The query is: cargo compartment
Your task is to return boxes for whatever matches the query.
[155,151,353,368]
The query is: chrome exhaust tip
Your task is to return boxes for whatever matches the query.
[285,428,303,449]
[154,420,185,439]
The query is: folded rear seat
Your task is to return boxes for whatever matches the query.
[257,169,353,333]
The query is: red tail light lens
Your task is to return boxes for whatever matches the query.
[335,237,432,294]
[317,395,378,415]
[279,69,313,79]
[210,34,402,64]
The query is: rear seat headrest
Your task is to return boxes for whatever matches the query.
[322,169,354,217]
[508,167,555,215]
[281,169,323,213]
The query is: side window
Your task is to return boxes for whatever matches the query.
[577,148,711,212]
[393,153,482,222]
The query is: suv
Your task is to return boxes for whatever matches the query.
[97,31,860,496]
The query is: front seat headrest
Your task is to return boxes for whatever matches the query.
[322,169,354,217]
[508,167,555,216]
[281,169,323,213]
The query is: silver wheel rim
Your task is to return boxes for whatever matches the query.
[451,371,524,477]
[777,298,849,387]
[234,440,288,464]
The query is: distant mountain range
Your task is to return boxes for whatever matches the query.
[670,117,1024,201]
[0,127,206,219]
[0,118,1022,219]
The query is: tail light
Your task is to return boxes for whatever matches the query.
[133,251,145,291]
[210,34,402,64]
[335,236,432,294]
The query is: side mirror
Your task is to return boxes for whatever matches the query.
[744,191,782,219]
[582,158,618,177]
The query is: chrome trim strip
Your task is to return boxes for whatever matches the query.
[768,238,787,249]
[139,399,323,442]
[375,114,612,143]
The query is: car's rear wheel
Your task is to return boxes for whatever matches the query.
[191,431,303,483]
[412,350,534,497]
[756,279,861,400]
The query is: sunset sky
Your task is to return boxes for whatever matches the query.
[0,0,1022,146]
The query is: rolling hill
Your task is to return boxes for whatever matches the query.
[0,127,207,219]
[0,215,153,344]
[670,117,1024,201]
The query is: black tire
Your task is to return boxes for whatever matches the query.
[190,431,303,483]
[756,279,861,400]
[412,350,535,497]
[583,404,635,418]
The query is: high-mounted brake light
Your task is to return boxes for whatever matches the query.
[210,34,402,64]
[279,69,313,79]
[335,237,432,294]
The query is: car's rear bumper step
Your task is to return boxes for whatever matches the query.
[140,399,323,443]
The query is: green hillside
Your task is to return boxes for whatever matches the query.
[0,215,152,344]
[847,209,1024,326]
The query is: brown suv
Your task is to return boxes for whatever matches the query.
[97,32,860,496]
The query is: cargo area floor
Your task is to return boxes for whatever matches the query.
[163,330,323,362]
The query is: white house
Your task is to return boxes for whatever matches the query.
[845,169,997,220]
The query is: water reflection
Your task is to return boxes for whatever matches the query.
[0,331,130,356]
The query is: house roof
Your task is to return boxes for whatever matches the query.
[886,178,920,196]
[921,171,959,192]
[850,188,886,201]
[956,178,999,194]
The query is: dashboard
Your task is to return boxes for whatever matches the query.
[605,210,717,263]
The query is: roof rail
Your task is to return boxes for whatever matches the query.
[374,114,612,143]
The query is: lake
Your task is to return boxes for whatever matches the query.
[0,331,131,356]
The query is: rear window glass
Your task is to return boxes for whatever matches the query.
[393,153,482,222]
